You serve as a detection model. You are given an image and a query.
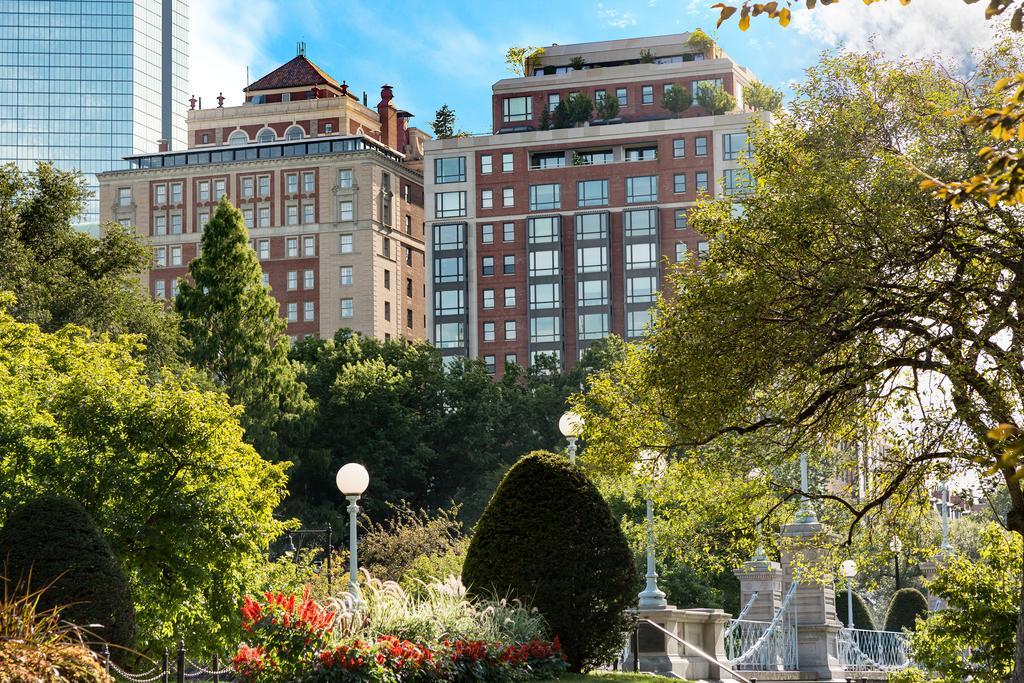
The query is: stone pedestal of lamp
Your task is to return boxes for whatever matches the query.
[626,605,737,681]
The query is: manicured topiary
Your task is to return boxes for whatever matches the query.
[836,589,876,630]
[883,588,929,633]
[462,451,637,673]
[0,495,136,652]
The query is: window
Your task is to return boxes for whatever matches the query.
[548,93,560,111]
[406,279,413,297]
[382,238,391,258]
[154,184,167,205]
[675,210,689,229]
[575,149,613,166]
[503,255,516,274]
[324,123,333,134]
[698,241,710,257]
[213,179,225,198]
[171,215,182,235]
[154,280,165,299]
[303,204,314,224]
[340,298,354,318]
[405,215,412,234]
[530,316,561,343]
[339,200,353,221]
[483,321,496,342]
[723,132,748,160]
[258,176,270,197]
[578,279,608,307]
[262,272,270,287]
[676,242,688,262]
[504,320,517,340]
[258,240,270,260]
[503,96,531,122]
[339,169,353,188]
[384,269,391,290]
[480,154,493,174]
[154,246,167,267]
[406,308,413,328]
[577,180,608,207]
[481,189,494,209]
[674,173,687,194]
[695,136,708,156]
[531,151,565,169]
[435,289,465,316]
[229,130,249,145]
[502,188,514,207]
[579,312,609,340]
[483,355,496,373]
[304,269,314,289]
[504,288,517,307]
[198,211,209,228]
[435,157,466,183]
[303,172,315,193]
[723,169,753,196]
[616,88,628,106]
[170,279,180,299]
[482,256,495,276]
[286,174,298,194]
[117,187,132,206]
[625,146,658,162]
[435,191,467,218]
[433,223,465,250]
[626,176,658,203]
[483,289,495,309]
[170,245,182,266]
[673,139,685,158]
[201,133,210,144]
[285,125,304,141]
[340,266,353,286]
[257,128,275,143]
[642,85,654,105]
[528,216,559,244]
[242,208,254,226]
[403,185,410,202]
[481,224,494,244]
[384,301,391,321]
[242,177,254,198]
[340,234,354,253]
[505,353,518,366]
[503,222,515,242]
[528,250,559,277]
[626,243,657,270]
[287,302,298,322]
[502,153,514,173]
[595,89,607,105]
[287,205,299,225]
[154,215,166,235]
[575,212,608,241]
[529,184,560,211]
[628,310,652,337]
[530,282,561,309]
[434,322,464,348]
[696,171,709,194]
[287,237,299,258]
[287,271,298,290]
[406,248,413,266]
[576,246,608,273]
[625,209,658,236]
[197,181,210,202]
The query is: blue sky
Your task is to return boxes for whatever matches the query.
[191,0,1001,135]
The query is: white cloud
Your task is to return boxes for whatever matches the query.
[791,0,999,66]
[597,3,638,28]
[188,0,278,107]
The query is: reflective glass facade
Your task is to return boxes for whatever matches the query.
[0,1,188,227]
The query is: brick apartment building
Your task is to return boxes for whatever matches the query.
[424,33,763,374]
[98,50,430,343]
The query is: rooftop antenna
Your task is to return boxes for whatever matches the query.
[297,41,306,57]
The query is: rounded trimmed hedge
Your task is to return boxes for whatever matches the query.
[462,450,637,673]
[0,495,136,652]
[883,588,928,633]
[836,589,876,630]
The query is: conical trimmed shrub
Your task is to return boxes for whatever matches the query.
[836,588,876,630]
[463,451,637,672]
[883,588,928,633]
[0,495,136,652]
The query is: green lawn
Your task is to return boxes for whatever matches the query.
[543,674,676,682]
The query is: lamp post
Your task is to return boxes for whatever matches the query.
[636,449,668,609]
[283,527,334,593]
[839,559,858,629]
[558,411,584,463]
[940,483,953,553]
[889,536,904,590]
[336,463,369,604]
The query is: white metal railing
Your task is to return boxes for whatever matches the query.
[838,628,912,671]
[723,591,758,640]
[727,580,799,671]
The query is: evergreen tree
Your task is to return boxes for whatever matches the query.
[538,106,552,131]
[175,196,310,458]
[430,105,457,139]
[552,101,572,129]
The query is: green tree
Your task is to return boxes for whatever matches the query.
[0,297,289,654]
[883,588,928,633]
[696,82,736,115]
[539,106,552,131]
[430,104,457,139]
[661,84,693,117]
[836,590,876,631]
[463,451,637,673]
[0,495,137,655]
[175,197,310,459]
[505,46,544,76]
[595,94,620,122]
[905,525,1019,682]
[565,92,594,126]
[553,100,573,129]
[0,162,183,370]
[745,80,784,112]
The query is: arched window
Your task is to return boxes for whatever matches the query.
[256,128,276,143]
[284,125,304,141]
[228,130,249,146]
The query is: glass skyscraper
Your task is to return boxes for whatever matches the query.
[0,0,188,228]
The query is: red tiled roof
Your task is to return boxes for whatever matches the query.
[244,55,341,92]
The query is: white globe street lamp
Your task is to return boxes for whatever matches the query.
[336,463,370,603]
[889,536,904,589]
[558,411,584,463]
[839,559,859,629]
[636,449,668,609]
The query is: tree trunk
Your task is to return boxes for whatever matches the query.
[1007,488,1024,683]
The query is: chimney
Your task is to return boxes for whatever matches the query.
[377,85,397,150]
[158,139,169,152]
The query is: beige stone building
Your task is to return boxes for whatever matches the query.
[98,51,430,343]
